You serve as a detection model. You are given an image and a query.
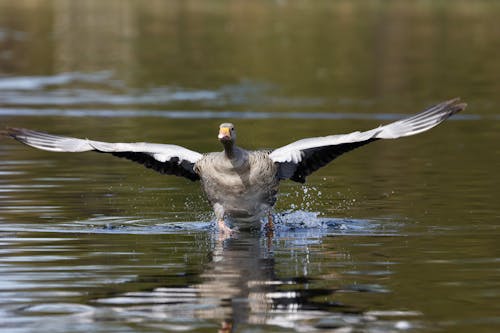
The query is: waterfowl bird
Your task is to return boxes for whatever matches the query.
[3,98,466,236]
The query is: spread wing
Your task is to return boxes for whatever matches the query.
[3,128,203,181]
[269,98,466,183]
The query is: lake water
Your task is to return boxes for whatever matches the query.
[1,1,499,332]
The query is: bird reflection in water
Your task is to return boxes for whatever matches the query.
[94,230,362,332]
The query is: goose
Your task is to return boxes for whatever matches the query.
[3,98,466,236]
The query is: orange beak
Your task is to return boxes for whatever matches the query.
[218,127,231,140]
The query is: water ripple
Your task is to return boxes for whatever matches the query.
[0,72,115,90]
[0,107,481,120]
[0,211,398,239]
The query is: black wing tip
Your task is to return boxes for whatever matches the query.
[1,127,21,138]
[415,98,466,124]
[437,98,467,123]
[2,127,48,138]
[443,97,467,115]
[1,127,33,142]
[1,127,56,147]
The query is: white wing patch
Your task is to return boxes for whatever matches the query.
[88,141,202,164]
[6,128,203,164]
[269,98,465,166]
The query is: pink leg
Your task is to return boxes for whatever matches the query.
[217,219,235,239]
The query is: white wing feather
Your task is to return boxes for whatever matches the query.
[270,98,466,164]
[5,128,203,164]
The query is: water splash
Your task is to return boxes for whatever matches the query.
[273,210,374,233]
[285,184,323,212]
[0,211,395,238]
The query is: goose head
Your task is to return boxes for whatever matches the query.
[218,123,236,157]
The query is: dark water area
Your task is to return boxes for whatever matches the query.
[1,1,499,332]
